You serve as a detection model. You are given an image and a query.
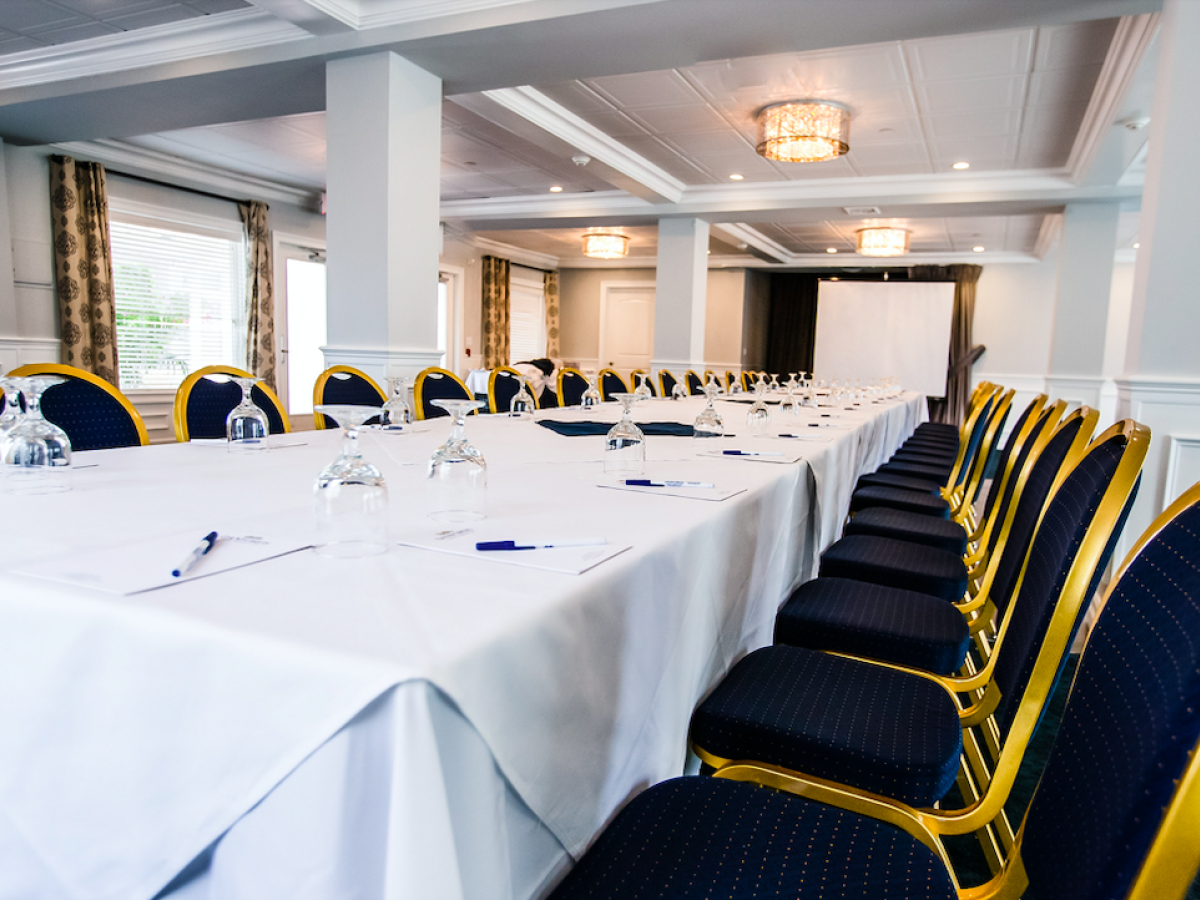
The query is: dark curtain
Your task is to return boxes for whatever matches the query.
[912,264,984,425]
[765,273,819,375]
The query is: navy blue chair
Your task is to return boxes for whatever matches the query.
[597,368,628,401]
[556,368,588,406]
[688,418,1148,817]
[549,475,1200,900]
[172,366,289,441]
[488,366,537,414]
[413,366,473,420]
[630,369,656,396]
[312,365,386,429]
[657,369,678,397]
[684,370,704,395]
[9,363,148,451]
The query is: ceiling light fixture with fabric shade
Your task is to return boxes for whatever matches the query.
[855,227,910,257]
[581,231,629,259]
[755,100,850,163]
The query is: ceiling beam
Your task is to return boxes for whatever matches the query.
[710,223,794,264]
[243,0,357,35]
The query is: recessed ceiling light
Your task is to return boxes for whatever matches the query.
[972,245,985,253]
[953,161,970,170]
[729,173,744,181]
[826,247,838,254]
[829,276,840,281]
[549,185,563,193]
[1133,242,1141,249]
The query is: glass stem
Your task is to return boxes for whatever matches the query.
[452,412,467,444]
[24,389,43,421]
[343,425,361,460]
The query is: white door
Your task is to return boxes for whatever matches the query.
[276,243,327,415]
[599,283,655,371]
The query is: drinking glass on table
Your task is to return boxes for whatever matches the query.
[381,376,413,427]
[225,376,270,451]
[693,380,724,439]
[0,377,23,437]
[428,399,487,520]
[312,405,389,557]
[1,376,72,495]
[510,376,536,418]
[670,380,688,401]
[634,372,653,404]
[747,379,771,436]
[604,393,645,477]
[581,373,603,410]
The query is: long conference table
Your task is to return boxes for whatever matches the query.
[0,391,924,900]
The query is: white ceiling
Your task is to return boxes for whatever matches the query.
[0,0,1155,263]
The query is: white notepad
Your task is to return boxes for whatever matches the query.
[393,528,630,575]
[597,482,745,502]
[698,449,805,464]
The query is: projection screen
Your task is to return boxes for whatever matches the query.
[812,280,955,397]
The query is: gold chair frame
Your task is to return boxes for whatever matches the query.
[556,367,588,407]
[488,365,539,414]
[9,362,149,446]
[596,367,628,401]
[311,364,386,430]
[656,368,678,397]
[173,364,290,442]
[413,366,474,421]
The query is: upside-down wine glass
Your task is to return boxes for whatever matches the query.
[1,376,71,494]
[693,379,724,439]
[225,376,270,451]
[604,393,645,477]
[670,379,688,401]
[581,373,603,410]
[747,378,771,435]
[634,372,653,404]
[312,404,389,557]
[428,399,487,520]
[0,377,23,437]
[509,376,536,418]
[381,376,413,428]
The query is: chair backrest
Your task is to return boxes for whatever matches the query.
[489,366,538,414]
[173,365,289,442]
[597,368,628,401]
[740,371,755,392]
[1013,481,1200,900]
[658,369,678,397]
[557,368,588,407]
[975,394,1048,537]
[684,370,704,395]
[413,366,473,419]
[312,365,386,429]
[943,385,1000,489]
[630,369,656,397]
[725,371,737,391]
[9,363,148,451]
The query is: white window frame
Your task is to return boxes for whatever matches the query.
[508,265,547,363]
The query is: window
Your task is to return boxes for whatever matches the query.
[509,267,546,362]
[110,217,246,390]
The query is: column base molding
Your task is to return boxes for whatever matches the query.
[321,346,444,386]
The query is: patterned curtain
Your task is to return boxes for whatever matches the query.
[238,201,276,390]
[912,264,984,424]
[482,255,510,368]
[49,156,119,385]
[544,270,560,358]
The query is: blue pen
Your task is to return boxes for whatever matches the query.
[722,450,784,457]
[625,479,714,488]
[476,538,606,551]
[172,531,219,577]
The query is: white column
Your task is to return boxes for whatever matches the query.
[1046,201,1120,414]
[1115,0,1200,558]
[323,52,443,385]
[652,218,708,373]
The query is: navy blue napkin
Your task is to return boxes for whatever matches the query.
[537,420,695,437]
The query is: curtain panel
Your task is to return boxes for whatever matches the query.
[49,156,119,385]
[912,264,984,425]
[238,201,276,391]
[765,273,820,376]
[482,256,511,368]
[544,270,560,358]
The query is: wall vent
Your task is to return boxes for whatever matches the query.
[843,206,882,215]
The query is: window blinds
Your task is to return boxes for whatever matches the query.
[110,220,245,390]
[509,274,545,363]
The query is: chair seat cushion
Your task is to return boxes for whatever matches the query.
[856,472,944,494]
[775,578,971,674]
[844,508,970,556]
[915,422,959,438]
[690,646,963,807]
[850,485,952,518]
[820,535,968,601]
[550,776,957,900]
[902,435,960,451]
[889,448,957,466]
[877,462,955,484]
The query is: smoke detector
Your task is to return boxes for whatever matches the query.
[1122,117,1150,131]
[572,154,591,166]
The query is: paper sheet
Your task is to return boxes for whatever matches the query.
[698,449,805,464]
[597,482,745,502]
[393,527,630,574]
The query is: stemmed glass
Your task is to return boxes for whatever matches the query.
[312,405,389,557]
[1,376,72,494]
[0,377,23,437]
[634,372,653,404]
[693,379,724,439]
[581,373,603,410]
[225,376,270,451]
[747,378,772,435]
[670,379,688,401]
[428,399,487,520]
[604,393,645,477]
[510,376,536,417]
[381,376,413,428]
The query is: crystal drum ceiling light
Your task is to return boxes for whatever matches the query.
[582,231,629,259]
[756,100,850,163]
[855,227,910,257]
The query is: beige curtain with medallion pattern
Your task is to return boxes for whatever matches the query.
[544,270,560,358]
[49,155,119,385]
[482,255,511,368]
[238,201,276,390]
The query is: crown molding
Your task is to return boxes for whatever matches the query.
[51,139,320,208]
[482,86,686,203]
[0,9,309,91]
[467,234,561,270]
[1066,12,1159,184]
[711,222,791,264]
[1034,212,1063,259]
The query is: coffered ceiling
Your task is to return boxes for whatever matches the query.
[0,0,1159,265]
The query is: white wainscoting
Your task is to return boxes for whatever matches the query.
[0,336,60,374]
[124,389,177,444]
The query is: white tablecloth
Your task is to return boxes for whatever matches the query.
[0,393,923,900]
